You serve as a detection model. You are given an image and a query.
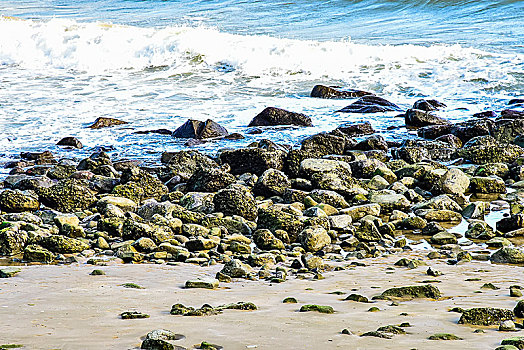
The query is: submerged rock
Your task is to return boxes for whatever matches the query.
[88,117,128,129]
[56,136,83,149]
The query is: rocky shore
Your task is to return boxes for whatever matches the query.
[1,85,524,349]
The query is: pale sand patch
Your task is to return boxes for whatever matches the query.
[0,252,522,349]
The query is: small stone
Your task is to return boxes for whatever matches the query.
[283,297,298,304]
[341,328,352,335]
[90,269,106,276]
[88,117,128,129]
[510,287,523,298]
[0,267,21,278]
[120,311,150,319]
[428,333,463,340]
[185,279,219,290]
[368,307,380,312]
[299,304,334,314]
[121,283,145,289]
[345,294,369,303]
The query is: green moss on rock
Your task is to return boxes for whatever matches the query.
[458,307,514,326]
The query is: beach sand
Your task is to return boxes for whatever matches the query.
[1,252,521,349]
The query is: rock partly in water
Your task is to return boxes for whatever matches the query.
[310,85,373,99]
[88,117,128,129]
[172,119,228,139]
[337,95,402,113]
[248,107,312,127]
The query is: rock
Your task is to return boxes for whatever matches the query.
[161,150,218,175]
[500,320,517,332]
[299,226,331,252]
[345,294,369,303]
[368,193,410,213]
[253,169,291,197]
[335,122,375,137]
[360,331,393,339]
[491,247,524,264]
[337,95,402,113]
[219,147,286,175]
[56,137,83,149]
[213,188,257,221]
[465,221,495,240]
[412,194,462,212]
[486,237,512,248]
[40,235,89,254]
[172,119,228,139]
[458,307,514,326]
[469,176,506,193]
[413,99,446,111]
[0,267,21,278]
[376,285,441,300]
[185,278,219,289]
[510,287,523,298]
[428,333,462,340]
[185,237,217,251]
[462,201,487,219]
[355,220,382,242]
[257,206,305,242]
[310,85,372,99]
[431,231,458,245]
[456,144,524,165]
[501,338,524,350]
[120,311,149,319]
[88,117,127,129]
[141,329,184,350]
[0,189,39,212]
[405,109,449,127]
[0,222,28,256]
[438,168,470,196]
[283,297,298,303]
[515,300,524,318]
[310,189,349,208]
[37,179,96,212]
[248,107,312,127]
[299,304,334,314]
[97,196,138,213]
[186,167,235,193]
[300,132,346,157]
[219,259,252,278]
[23,245,54,263]
[342,203,380,220]
[252,229,285,250]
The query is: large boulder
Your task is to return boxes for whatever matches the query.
[213,188,258,221]
[300,132,347,157]
[310,85,372,99]
[335,122,375,137]
[219,147,286,175]
[412,99,446,111]
[490,247,524,264]
[0,189,39,212]
[248,107,312,127]
[469,176,506,194]
[161,150,218,177]
[299,226,331,252]
[172,119,228,139]
[252,229,285,250]
[337,95,402,113]
[37,179,96,212]
[88,117,128,129]
[39,235,89,254]
[455,144,524,165]
[438,168,470,196]
[0,222,28,256]
[114,168,168,203]
[376,285,441,300]
[186,167,236,193]
[253,169,291,197]
[458,308,514,326]
[257,206,305,242]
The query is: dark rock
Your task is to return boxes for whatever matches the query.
[335,122,375,137]
[56,137,83,149]
[88,117,128,129]
[0,267,21,278]
[310,85,373,99]
[428,333,463,340]
[353,135,388,151]
[40,235,89,254]
[172,119,228,139]
[413,99,446,111]
[501,110,524,119]
[456,144,524,165]
[219,147,286,175]
[417,124,452,140]
[492,119,524,143]
[214,188,258,221]
[490,247,524,264]
[299,304,334,313]
[134,129,172,135]
[473,111,497,118]
[345,294,370,303]
[449,118,493,143]
[23,244,54,263]
[337,95,402,113]
[514,300,524,318]
[186,167,235,193]
[458,307,514,326]
[20,151,55,162]
[121,311,150,319]
[253,169,291,197]
[405,109,449,127]
[248,107,312,127]
[300,132,346,156]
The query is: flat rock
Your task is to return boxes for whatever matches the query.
[185,278,219,289]
[0,267,21,278]
[88,117,128,129]
[337,95,402,113]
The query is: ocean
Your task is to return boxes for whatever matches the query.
[0,0,523,169]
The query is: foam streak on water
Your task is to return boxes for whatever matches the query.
[0,15,522,168]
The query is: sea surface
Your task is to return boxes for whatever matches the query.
[0,0,523,169]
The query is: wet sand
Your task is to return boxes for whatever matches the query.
[0,252,522,350]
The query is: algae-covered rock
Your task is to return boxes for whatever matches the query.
[140,328,184,350]
[0,267,21,278]
[219,259,253,278]
[491,248,524,264]
[37,178,96,212]
[219,147,286,175]
[252,229,285,250]
[501,337,524,349]
[455,144,524,165]
[257,206,305,242]
[40,235,89,253]
[345,294,370,303]
[186,167,236,193]
[213,188,258,221]
[0,222,28,256]
[121,311,150,319]
[469,176,506,194]
[514,300,524,318]
[253,169,291,197]
[310,85,372,99]
[248,107,312,127]
[299,304,334,314]
[118,168,168,203]
[23,244,54,263]
[185,278,219,289]
[428,333,463,340]
[377,284,441,300]
[458,307,514,326]
[0,189,39,212]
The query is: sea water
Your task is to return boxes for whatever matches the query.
[0,0,523,169]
